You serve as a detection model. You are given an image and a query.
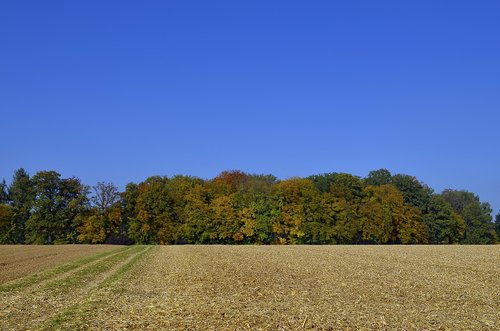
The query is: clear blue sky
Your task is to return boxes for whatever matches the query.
[1,1,499,213]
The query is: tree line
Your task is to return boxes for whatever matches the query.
[0,168,498,245]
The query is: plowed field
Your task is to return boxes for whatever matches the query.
[1,246,499,330]
[0,245,119,283]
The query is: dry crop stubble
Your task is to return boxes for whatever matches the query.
[0,246,149,330]
[0,245,118,283]
[39,245,500,331]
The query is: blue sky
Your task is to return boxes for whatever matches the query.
[1,1,499,213]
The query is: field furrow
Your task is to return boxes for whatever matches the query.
[0,245,498,330]
[42,246,154,330]
[33,245,500,331]
[0,245,120,283]
[0,246,128,293]
[0,246,148,330]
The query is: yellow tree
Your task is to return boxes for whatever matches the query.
[362,185,427,244]
[76,209,106,244]
[130,176,174,244]
[210,195,241,242]
[271,178,320,244]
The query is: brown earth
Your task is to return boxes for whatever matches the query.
[49,245,500,331]
[0,245,119,283]
[0,245,498,330]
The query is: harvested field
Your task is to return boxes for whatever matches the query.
[0,246,499,330]
[0,245,120,283]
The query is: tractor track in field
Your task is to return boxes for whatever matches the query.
[0,245,120,284]
[42,245,499,331]
[0,246,498,330]
[0,246,130,294]
[0,246,151,331]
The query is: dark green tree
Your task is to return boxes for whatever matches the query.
[0,179,8,203]
[25,171,88,244]
[423,195,465,244]
[495,212,500,241]
[118,182,139,244]
[129,176,175,244]
[441,189,495,244]
[0,204,15,243]
[391,174,433,211]
[364,169,392,186]
[8,168,35,243]
[308,173,339,193]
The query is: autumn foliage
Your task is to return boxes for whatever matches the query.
[0,169,497,244]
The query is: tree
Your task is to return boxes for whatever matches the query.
[391,174,433,211]
[210,170,249,196]
[270,178,321,244]
[8,168,34,243]
[423,195,465,244]
[360,185,427,244]
[181,182,213,243]
[0,204,15,243]
[365,169,392,186]
[495,212,500,240]
[210,195,240,242]
[167,175,207,244]
[1,166,496,245]
[129,176,175,244]
[25,171,88,244]
[308,173,339,193]
[88,182,126,243]
[76,208,106,244]
[441,190,495,244]
[120,182,139,244]
[91,182,121,213]
[0,179,8,203]
[329,173,365,202]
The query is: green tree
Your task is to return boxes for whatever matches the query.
[8,168,34,243]
[0,204,15,243]
[495,212,500,240]
[391,174,433,211]
[364,169,392,186]
[329,173,365,202]
[120,182,139,243]
[388,173,463,244]
[441,189,495,244]
[0,179,8,203]
[129,176,175,244]
[423,195,465,244]
[308,173,339,193]
[167,175,207,243]
[25,171,88,244]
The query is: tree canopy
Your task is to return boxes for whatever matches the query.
[0,168,497,244]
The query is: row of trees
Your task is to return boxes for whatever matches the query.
[0,168,498,245]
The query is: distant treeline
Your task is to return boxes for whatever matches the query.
[0,169,498,245]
